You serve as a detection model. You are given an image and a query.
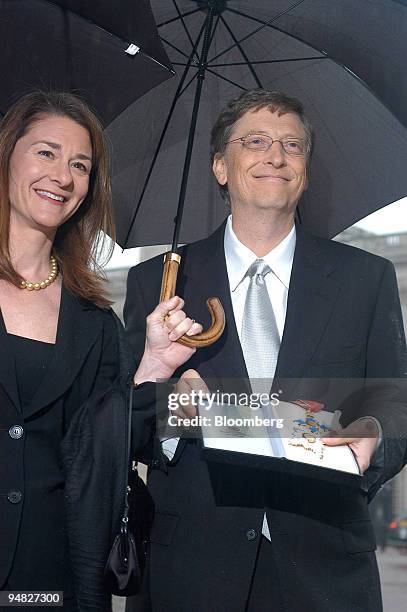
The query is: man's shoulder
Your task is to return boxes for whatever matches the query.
[302,231,392,271]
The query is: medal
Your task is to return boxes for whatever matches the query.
[287,404,331,460]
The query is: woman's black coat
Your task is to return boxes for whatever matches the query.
[0,285,155,609]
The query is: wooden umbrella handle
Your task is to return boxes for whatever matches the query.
[160,252,225,348]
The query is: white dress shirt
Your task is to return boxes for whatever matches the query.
[224,215,296,346]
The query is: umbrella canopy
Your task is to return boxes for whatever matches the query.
[0,0,173,125]
[106,0,407,247]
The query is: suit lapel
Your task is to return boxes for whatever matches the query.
[180,223,249,390]
[0,308,21,411]
[180,224,341,398]
[24,285,101,419]
[275,228,340,384]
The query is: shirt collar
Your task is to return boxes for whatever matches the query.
[224,215,296,292]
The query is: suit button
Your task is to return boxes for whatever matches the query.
[9,425,24,439]
[142,539,148,557]
[7,490,22,504]
[150,459,160,468]
[246,529,257,541]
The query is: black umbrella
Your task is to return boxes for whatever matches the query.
[0,0,174,125]
[108,0,407,248]
[107,0,407,348]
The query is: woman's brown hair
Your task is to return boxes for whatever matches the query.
[0,91,115,308]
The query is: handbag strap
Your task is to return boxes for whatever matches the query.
[111,309,135,387]
[121,383,134,534]
[110,310,136,534]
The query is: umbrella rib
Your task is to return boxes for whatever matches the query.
[141,50,175,73]
[157,7,200,28]
[179,71,199,98]
[226,8,329,62]
[224,6,397,128]
[219,14,262,88]
[209,57,327,67]
[208,13,222,51]
[208,0,307,63]
[42,0,176,74]
[160,36,191,61]
[122,19,207,248]
[172,0,200,63]
[205,68,248,92]
[227,6,309,34]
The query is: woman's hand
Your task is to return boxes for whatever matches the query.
[134,296,203,385]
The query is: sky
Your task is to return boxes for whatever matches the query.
[354,197,407,235]
[104,196,407,270]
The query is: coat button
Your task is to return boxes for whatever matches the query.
[246,529,257,541]
[150,459,160,468]
[7,490,22,504]
[9,425,24,439]
[142,539,148,556]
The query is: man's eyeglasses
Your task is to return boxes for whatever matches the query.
[226,133,306,156]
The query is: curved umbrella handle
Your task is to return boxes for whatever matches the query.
[160,252,225,348]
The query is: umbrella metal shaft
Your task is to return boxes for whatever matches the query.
[171,3,216,253]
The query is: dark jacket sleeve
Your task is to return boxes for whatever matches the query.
[336,260,407,497]
[123,266,150,364]
[362,261,407,494]
[92,309,121,395]
[124,265,175,468]
[365,260,407,379]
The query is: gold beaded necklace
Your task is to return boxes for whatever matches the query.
[20,255,58,291]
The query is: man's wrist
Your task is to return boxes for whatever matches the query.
[354,416,382,451]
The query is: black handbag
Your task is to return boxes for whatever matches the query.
[104,384,142,595]
[62,311,155,605]
[104,329,154,596]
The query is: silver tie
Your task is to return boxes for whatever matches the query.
[241,259,280,395]
[241,259,281,541]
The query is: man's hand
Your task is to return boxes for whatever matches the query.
[134,296,203,384]
[322,418,380,473]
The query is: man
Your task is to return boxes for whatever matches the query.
[124,90,407,611]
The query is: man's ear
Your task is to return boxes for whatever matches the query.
[212,153,227,186]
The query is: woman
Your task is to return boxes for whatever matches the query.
[0,91,200,609]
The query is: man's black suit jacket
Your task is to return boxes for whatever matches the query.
[125,222,407,612]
